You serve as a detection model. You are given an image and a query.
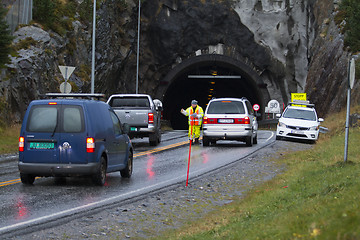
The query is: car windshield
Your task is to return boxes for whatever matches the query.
[207,101,245,114]
[283,108,316,121]
[110,97,150,108]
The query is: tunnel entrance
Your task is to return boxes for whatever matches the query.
[160,55,265,130]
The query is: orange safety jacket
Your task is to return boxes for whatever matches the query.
[186,105,204,126]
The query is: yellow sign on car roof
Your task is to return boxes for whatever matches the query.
[291,93,307,107]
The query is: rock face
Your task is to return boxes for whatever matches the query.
[0,0,357,124]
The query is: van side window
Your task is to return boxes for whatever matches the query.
[63,106,84,133]
[109,111,122,135]
[27,106,58,132]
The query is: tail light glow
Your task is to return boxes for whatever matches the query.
[148,113,154,124]
[202,117,250,124]
[19,137,25,152]
[86,138,95,153]
[203,116,208,124]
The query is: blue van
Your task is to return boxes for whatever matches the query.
[18,94,133,186]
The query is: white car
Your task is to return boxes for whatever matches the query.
[202,98,258,146]
[276,103,324,142]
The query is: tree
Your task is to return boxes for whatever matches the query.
[0,5,14,68]
[340,0,360,52]
[33,0,56,28]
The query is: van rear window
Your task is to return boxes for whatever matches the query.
[207,101,245,114]
[28,106,57,132]
[27,105,84,133]
[64,107,83,132]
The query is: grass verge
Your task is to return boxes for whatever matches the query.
[0,124,20,154]
[157,107,360,240]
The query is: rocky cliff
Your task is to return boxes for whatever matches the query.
[0,0,358,124]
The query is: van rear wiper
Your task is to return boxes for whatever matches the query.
[51,121,58,137]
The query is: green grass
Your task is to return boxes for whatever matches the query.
[0,124,20,154]
[158,108,360,239]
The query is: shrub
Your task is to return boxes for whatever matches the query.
[338,0,360,53]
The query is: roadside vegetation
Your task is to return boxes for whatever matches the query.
[0,4,14,69]
[0,124,20,154]
[336,0,360,53]
[156,105,360,239]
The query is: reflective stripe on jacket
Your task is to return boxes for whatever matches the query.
[185,105,204,126]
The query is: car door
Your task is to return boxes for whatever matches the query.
[22,104,60,164]
[107,110,127,170]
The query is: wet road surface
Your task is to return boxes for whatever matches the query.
[0,130,275,236]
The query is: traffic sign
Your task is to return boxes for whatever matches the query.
[349,58,355,89]
[60,82,72,93]
[253,104,260,111]
[59,66,75,80]
[265,100,280,113]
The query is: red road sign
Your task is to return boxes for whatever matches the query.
[253,104,260,111]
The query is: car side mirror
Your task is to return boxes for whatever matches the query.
[318,118,324,122]
[276,113,281,118]
[122,123,130,135]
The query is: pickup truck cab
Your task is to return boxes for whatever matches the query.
[18,94,133,186]
[107,94,162,146]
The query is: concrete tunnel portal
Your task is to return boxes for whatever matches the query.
[158,55,268,130]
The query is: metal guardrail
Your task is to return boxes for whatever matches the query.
[5,0,33,33]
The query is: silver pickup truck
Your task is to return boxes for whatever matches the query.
[107,94,163,146]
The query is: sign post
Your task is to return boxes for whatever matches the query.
[344,57,356,162]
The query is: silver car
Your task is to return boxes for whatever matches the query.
[202,98,258,146]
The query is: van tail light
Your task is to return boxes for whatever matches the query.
[244,116,250,124]
[203,116,208,124]
[19,137,25,152]
[86,138,95,153]
[148,113,154,124]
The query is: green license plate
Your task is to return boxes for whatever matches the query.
[29,142,55,149]
[130,127,137,131]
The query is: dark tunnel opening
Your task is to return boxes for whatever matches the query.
[162,63,262,130]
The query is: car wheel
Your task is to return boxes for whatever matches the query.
[202,136,210,146]
[253,134,258,144]
[20,173,35,185]
[121,151,133,178]
[246,136,253,147]
[92,156,107,186]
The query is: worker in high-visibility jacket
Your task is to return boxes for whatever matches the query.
[181,100,204,144]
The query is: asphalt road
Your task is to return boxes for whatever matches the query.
[0,130,275,238]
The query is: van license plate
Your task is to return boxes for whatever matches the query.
[29,142,55,149]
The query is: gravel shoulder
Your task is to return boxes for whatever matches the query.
[12,140,313,240]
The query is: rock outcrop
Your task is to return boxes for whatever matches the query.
[0,0,358,124]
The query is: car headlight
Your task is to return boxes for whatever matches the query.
[309,126,319,131]
[278,122,286,128]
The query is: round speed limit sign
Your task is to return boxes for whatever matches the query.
[253,104,260,111]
